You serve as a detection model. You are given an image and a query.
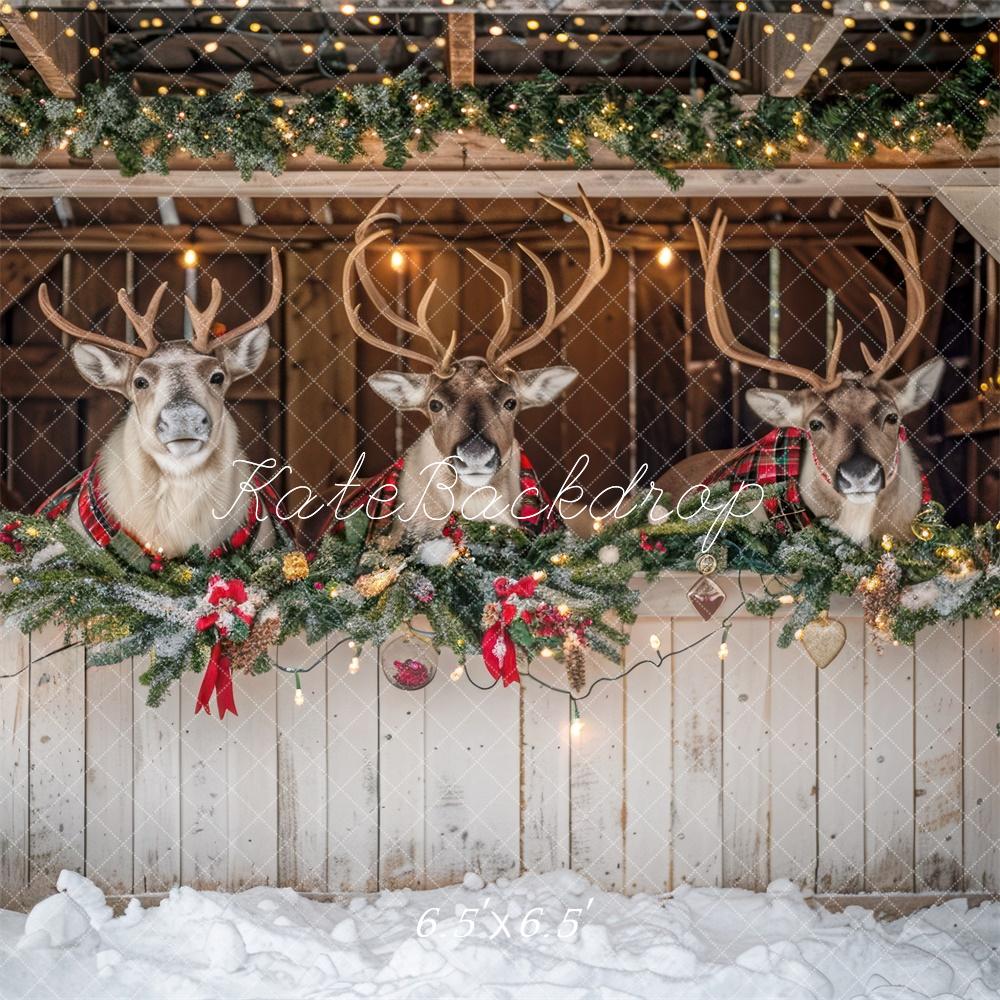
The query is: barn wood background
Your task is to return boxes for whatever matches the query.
[1,579,999,909]
[0,193,994,526]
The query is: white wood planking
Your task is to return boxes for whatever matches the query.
[0,627,30,907]
[915,620,964,891]
[864,635,914,892]
[84,655,133,894]
[132,655,180,893]
[0,587,998,903]
[816,614,865,893]
[722,617,771,890]
[963,618,1000,893]
[768,624,816,887]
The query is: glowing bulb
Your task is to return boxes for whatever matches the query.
[540,647,554,658]
[694,8,708,20]
[571,716,584,736]
[592,518,604,533]
[340,3,356,12]
[728,69,742,81]
[368,14,381,24]
[778,594,795,605]
[649,633,661,651]
[348,656,360,674]
[881,534,894,551]
[204,41,218,53]
[794,628,804,641]
[531,570,547,582]
[489,24,503,36]
[180,248,199,269]
[390,248,405,272]
[843,16,856,27]
[450,666,464,682]
[656,245,674,267]
[557,604,570,617]
[763,23,775,35]
[526,18,539,29]
[294,687,304,706]
[718,642,729,661]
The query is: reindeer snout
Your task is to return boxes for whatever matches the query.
[455,433,500,475]
[156,401,212,457]
[835,453,885,498]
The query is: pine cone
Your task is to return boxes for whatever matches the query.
[226,615,280,674]
[564,635,586,693]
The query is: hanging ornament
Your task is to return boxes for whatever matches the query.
[380,632,437,691]
[857,553,901,633]
[695,552,718,575]
[564,633,586,692]
[355,564,400,598]
[282,551,310,581]
[798,611,846,669]
[687,574,726,621]
[911,502,946,542]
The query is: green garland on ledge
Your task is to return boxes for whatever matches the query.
[0,492,999,704]
[0,59,995,188]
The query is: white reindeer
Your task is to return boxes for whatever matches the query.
[36,251,289,561]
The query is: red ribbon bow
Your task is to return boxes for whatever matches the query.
[194,576,254,718]
[493,575,538,600]
[482,602,520,687]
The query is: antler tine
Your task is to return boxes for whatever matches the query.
[117,281,168,355]
[208,247,284,351]
[492,186,611,372]
[466,247,515,366]
[38,283,152,360]
[183,278,223,353]
[696,210,841,392]
[860,193,926,380]
[826,320,844,384]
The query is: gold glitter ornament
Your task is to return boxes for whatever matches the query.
[798,611,846,669]
[282,551,310,581]
[354,565,400,598]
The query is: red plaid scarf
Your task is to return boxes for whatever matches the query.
[321,450,562,543]
[37,456,290,571]
[704,426,931,535]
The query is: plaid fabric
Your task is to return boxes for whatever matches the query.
[704,425,932,534]
[37,457,291,571]
[322,450,562,543]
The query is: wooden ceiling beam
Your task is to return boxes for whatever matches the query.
[447,12,476,88]
[0,8,81,98]
[935,185,1000,265]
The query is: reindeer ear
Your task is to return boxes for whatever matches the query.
[368,371,429,410]
[219,325,271,380]
[515,366,578,409]
[745,387,806,428]
[71,342,133,395]
[889,356,945,415]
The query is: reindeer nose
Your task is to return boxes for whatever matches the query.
[156,401,212,443]
[835,453,885,495]
[455,433,500,471]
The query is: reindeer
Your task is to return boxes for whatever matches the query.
[658,195,944,545]
[35,251,291,562]
[328,189,611,545]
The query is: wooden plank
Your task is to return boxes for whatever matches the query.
[2,167,994,201]
[768,624,817,889]
[722,616,771,890]
[864,634,914,893]
[132,654,181,894]
[569,646,625,892]
[963,617,1000,893]
[84,655,133,895]
[424,649,519,887]
[276,635,328,892]
[328,638,379,893]
[447,12,476,87]
[816,614,865,893]
[0,252,58,320]
[28,625,86,897]
[914,619,964,891]
[179,670,228,888]
[672,616,723,887]
[227,666,277,889]
[520,663,570,874]
[0,627,30,909]
[0,9,79,98]
[623,619,672,893]
[936,186,1000,264]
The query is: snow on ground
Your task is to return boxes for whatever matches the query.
[2,869,1000,1000]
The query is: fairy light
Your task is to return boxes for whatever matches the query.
[302,43,315,54]
[778,594,795,605]
[180,248,199,269]
[656,245,674,267]
[728,68,742,81]
[763,23,775,35]
[843,16,856,27]
[570,700,584,737]
[390,248,406,272]
[250,22,262,32]
[881,534,894,552]
[489,24,503,36]
[649,633,661,651]
[368,14,381,25]
[526,18,539,29]
[540,647,554,658]
[204,41,219,53]
[592,517,604,533]
[694,8,708,20]
[340,3,356,13]
[348,656,361,674]
[450,665,464,682]
[294,673,304,707]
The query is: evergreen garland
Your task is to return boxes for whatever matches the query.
[0,59,995,188]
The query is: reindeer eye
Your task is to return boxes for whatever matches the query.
[429,399,444,413]
[808,419,824,432]
[885,412,899,426]
[503,398,517,411]
[133,376,149,390]
[209,371,225,386]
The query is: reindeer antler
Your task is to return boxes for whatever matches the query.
[486,186,612,373]
[343,200,457,377]
[858,193,926,380]
[186,247,283,353]
[38,281,166,359]
[695,209,844,392]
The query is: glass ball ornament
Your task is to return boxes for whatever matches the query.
[380,632,438,691]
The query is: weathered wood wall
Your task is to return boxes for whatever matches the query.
[1,576,997,910]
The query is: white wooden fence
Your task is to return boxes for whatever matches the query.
[1,573,998,910]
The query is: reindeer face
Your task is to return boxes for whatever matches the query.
[70,330,270,473]
[369,358,578,487]
[745,356,944,505]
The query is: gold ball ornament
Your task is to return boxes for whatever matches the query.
[798,611,846,669]
[911,502,945,542]
[282,551,310,582]
[354,565,400,598]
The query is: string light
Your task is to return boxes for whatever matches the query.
[390,248,405,272]
[649,633,661,651]
[180,248,199,269]
[881,534,894,552]
[778,594,795,605]
[348,656,361,674]
[570,700,584,736]
[526,19,539,30]
[294,673,304,707]
[656,245,674,267]
[718,625,730,662]
[450,665,464,681]
[540,647,554,657]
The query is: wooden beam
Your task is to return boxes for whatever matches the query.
[0,8,80,98]
[935,185,1000,265]
[0,253,58,319]
[446,12,476,88]
[943,397,1000,437]
[728,13,845,97]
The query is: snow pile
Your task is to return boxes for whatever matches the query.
[1,869,999,999]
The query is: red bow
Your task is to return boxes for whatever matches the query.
[194,576,255,719]
[482,602,520,687]
[194,644,237,718]
[493,575,538,600]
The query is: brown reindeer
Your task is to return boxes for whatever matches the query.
[332,189,610,545]
[658,195,944,544]
[36,251,290,560]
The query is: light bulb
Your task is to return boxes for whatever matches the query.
[656,245,674,267]
[540,647,554,658]
[390,248,405,272]
[294,687,304,706]
[180,248,199,269]
[450,666,464,682]
[718,642,729,661]
[348,656,360,674]
[649,633,661,651]
[778,594,795,605]
[570,717,584,736]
